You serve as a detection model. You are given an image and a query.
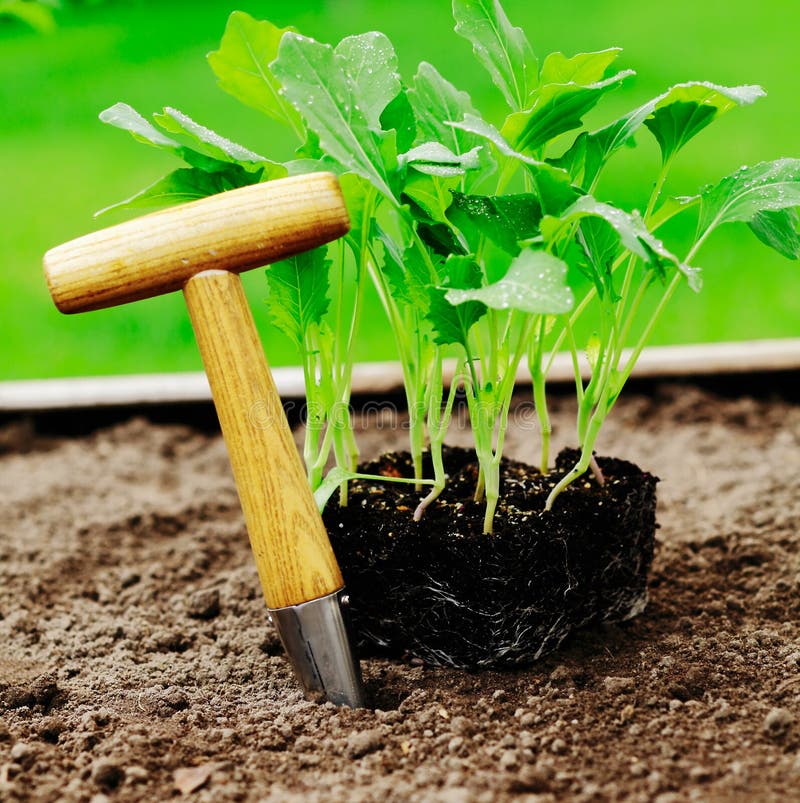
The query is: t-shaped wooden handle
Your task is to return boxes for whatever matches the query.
[43,173,349,609]
[45,173,349,314]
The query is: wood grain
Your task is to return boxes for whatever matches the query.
[44,173,349,314]
[183,269,343,609]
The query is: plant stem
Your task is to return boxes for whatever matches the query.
[414,356,463,520]
[482,456,501,534]
[619,270,682,385]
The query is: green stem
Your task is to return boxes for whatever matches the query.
[495,156,518,195]
[529,318,551,473]
[644,159,673,222]
[619,270,682,385]
[332,426,349,507]
[482,456,501,534]
[613,274,650,365]
[543,419,600,511]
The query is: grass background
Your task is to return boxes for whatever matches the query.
[1,0,798,380]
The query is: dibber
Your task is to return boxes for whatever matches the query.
[43,173,366,708]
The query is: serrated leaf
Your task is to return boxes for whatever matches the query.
[265,248,331,347]
[428,255,487,347]
[447,191,542,254]
[446,248,573,314]
[207,12,302,134]
[542,195,701,291]
[539,48,622,86]
[452,0,536,111]
[694,158,800,252]
[748,209,800,260]
[272,32,395,199]
[399,142,483,177]
[335,32,401,129]
[644,82,765,165]
[95,165,264,217]
[380,90,417,153]
[502,69,634,156]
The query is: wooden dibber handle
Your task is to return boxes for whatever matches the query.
[44,173,350,314]
[184,270,343,609]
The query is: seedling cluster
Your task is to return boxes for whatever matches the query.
[103,0,800,533]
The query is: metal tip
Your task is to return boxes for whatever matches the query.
[269,588,366,708]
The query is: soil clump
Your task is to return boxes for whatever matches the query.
[326,447,657,668]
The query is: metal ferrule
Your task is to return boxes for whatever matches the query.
[269,588,366,708]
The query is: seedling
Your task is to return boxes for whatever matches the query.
[101,0,800,533]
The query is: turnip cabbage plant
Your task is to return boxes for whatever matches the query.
[101,0,800,533]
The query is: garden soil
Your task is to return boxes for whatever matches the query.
[0,381,798,802]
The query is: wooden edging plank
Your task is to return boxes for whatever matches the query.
[1,338,799,413]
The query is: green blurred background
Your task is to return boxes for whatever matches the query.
[2,0,798,380]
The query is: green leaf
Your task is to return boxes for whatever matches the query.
[558,81,764,189]
[100,102,181,149]
[427,255,487,347]
[376,224,436,310]
[748,209,800,260]
[402,173,461,224]
[446,248,573,314]
[446,191,542,254]
[644,82,765,165]
[576,215,623,298]
[265,247,331,348]
[100,102,285,178]
[408,62,481,154]
[335,32,402,129]
[153,107,267,166]
[539,48,622,85]
[694,158,800,251]
[399,142,483,177]
[418,221,467,258]
[380,90,417,153]
[502,69,634,155]
[95,165,264,217]
[541,195,701,291]
[448,112,528,161]
[449,114,580,215]
[272,32,395,199]
[207,11,303,135]
[452,0,536,111]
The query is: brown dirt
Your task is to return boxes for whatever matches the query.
[0,381,799,802]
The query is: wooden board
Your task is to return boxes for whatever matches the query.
[2,338,799,412]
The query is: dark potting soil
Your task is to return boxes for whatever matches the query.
[325,447,657,668]
[0,382,799,801]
